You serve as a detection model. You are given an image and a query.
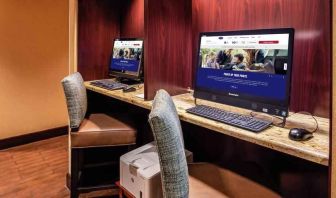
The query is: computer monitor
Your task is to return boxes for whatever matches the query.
[109,38,143,80]
[194,28,294,117]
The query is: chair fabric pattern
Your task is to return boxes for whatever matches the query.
[61,72,87,129]
[148,89,189,198]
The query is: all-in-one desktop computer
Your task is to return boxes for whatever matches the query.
[109,38,144,81]
[90,38,144,91]
[187,28,294,132]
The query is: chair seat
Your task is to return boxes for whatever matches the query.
[188,163,280,198]
[71,113,137,148]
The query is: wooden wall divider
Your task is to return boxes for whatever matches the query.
[144,0,192,99]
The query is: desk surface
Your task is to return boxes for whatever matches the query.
[85,82,330,166]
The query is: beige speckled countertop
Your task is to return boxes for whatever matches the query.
[85,82,330,166]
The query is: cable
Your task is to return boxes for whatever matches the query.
[250,111,286,127]
[287,111,319,133]
[250,111,319,132]
[135,84,143,90]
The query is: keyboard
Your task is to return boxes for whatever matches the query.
[90,80,127,90]
[186,105,272,132]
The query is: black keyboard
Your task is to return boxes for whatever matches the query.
[186,105,272,132]
[90,80,127,90]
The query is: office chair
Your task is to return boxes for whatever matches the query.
[61,72,137,198]
[148,89,280,198]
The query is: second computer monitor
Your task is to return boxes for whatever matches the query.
[194,28,294,117]
[109,38,143,80]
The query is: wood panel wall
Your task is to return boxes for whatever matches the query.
[77,0,122,81]
[77,0,144,81]
[144,0,192,99]
[120,0,144,38]
[192,0,331,118]
[77,0,331,117]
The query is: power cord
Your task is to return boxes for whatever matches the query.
[287,111,319,133]
[250,111,286,128]
[136,84,144,90]
[250,111,319,132]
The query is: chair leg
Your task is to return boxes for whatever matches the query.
[71,148,80,198]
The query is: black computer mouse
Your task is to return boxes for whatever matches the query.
[288,128,313,141]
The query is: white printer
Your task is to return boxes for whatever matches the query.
[120,142,193,198]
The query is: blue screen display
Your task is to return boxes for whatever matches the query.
[110,40,143,74]
[110,58,140,72]
[196,33,291,103]
[196,68,287,100]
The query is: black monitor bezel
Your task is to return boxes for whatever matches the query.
[193,28,295,117]
[109,38,144,80]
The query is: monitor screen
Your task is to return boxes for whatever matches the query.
[194,28,294,117]
[109,38,143,79]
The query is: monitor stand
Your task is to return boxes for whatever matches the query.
[115,77,142,85]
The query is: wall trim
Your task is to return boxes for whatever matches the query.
[0,126,68,150]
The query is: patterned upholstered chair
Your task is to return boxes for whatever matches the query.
[148,90,280,198]
[61,72,137,198]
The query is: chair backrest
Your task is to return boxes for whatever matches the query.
[61,72,87,129]
[148,89,189,198]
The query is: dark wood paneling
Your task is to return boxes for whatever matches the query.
[120,0,144,38]
[78,0,122,81]
[192,0,331,117]
[144,0,192,99]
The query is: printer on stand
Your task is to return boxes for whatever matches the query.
[120,142,193,198]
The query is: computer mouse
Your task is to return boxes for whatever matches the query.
[288,128,313,141]
[122,86,136,93]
